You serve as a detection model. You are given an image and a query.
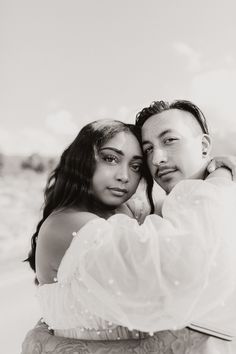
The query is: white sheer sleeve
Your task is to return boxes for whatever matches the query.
[53,178,236,333]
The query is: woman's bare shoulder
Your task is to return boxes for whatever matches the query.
[36,210,98,283]
[39,210,98,249]
[42,209,98,234]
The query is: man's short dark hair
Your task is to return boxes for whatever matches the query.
[135,100,209,135]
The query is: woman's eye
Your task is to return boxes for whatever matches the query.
[144,146,153,155]
[103,155,118,164]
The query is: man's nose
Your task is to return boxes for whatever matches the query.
[151,148,168,166]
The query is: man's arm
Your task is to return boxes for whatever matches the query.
[206,167,233,180]
[207,155,236,179]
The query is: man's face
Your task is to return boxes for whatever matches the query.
[141,109,211,194]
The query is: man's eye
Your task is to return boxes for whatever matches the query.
[164,138,178,144]
[144,146,153,155]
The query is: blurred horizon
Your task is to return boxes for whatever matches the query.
[1,0,236,157]
[1,2,236,352]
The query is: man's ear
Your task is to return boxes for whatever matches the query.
[201,134,212,157]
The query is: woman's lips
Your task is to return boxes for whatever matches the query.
[108,187,128,196]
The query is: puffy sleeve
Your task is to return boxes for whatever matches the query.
[45,178,236,332]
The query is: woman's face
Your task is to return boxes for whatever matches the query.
[92,131,143,208]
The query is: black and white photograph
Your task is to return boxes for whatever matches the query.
[1,1,236,353]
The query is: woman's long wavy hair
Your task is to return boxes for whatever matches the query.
[25,119,154,280]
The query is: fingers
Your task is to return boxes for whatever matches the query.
[209,156,236,181]
[207,159,217,173]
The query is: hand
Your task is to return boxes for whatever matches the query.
[207,156,236,181]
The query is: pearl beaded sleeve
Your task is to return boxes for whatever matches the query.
[38,178,236,338]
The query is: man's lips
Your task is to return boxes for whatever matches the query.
[157,168,178,178]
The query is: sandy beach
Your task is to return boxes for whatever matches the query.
[0,258,40,354]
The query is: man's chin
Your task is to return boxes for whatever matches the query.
[164,184,174,194]
[156,179,179,194]
[154,170,181,194]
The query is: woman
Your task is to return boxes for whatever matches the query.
[26,119,154,336]
[23,119,236,352]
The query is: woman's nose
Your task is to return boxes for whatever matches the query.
[116,165,129,183]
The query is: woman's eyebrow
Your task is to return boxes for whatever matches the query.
[100,147,143,160]
[100,147,124,155]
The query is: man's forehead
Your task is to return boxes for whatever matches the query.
[141,109,201,139]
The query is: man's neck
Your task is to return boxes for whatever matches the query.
[191,161,210,180]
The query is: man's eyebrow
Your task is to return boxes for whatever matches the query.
[100,147,143,160]
[142,129,174,145]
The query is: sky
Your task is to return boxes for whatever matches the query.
[1,0,236,156]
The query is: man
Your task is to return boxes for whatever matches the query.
[136,100,212,194]
[22,100,236,353]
